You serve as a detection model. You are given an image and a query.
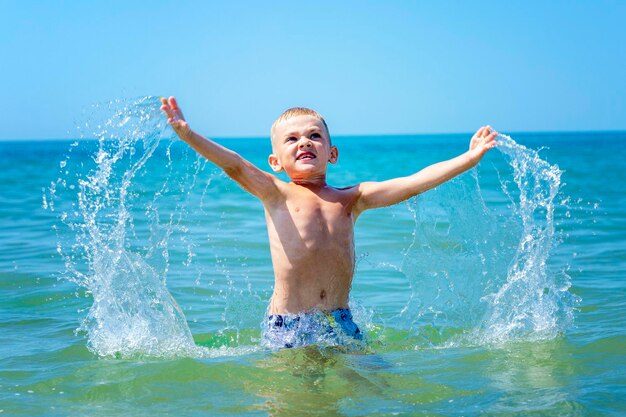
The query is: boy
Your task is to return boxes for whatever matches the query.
[160,97,497,349]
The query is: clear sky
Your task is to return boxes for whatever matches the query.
[1,1,625,139]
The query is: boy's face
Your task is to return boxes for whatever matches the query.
[269,115,338,181]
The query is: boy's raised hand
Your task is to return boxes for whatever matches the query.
[469,126,498,163]
[161,96,191,140]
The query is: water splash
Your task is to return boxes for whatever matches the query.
[476,134,577,344]
[48,97,577,354]
[399,133,577,347]
[47,97,208,357]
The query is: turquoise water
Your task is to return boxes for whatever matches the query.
[1,98,625,415]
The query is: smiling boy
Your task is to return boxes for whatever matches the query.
[160,97,497,349]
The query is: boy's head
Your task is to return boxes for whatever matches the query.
[269,107,338,180]
[270,107,330,146]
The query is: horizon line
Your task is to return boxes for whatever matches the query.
[1,128,625,142]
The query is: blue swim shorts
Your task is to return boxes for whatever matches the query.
[262,308,364,350]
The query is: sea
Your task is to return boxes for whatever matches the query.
[1,97,624,416]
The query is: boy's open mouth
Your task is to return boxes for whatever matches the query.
[296,152,316,160]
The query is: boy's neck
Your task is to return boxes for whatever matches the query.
[291,173,328,188]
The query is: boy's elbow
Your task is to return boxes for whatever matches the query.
[223,162,243,178]
[221,153,245,175]
[223,157,258,185]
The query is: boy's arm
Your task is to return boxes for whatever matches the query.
[161,97,279,201]
[354,126,497,215]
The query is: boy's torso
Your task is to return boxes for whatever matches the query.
[264,182,360,314]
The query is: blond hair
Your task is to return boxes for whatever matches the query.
[270,107,331,144]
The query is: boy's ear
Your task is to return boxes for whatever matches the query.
[268,154,283,172]
[328,146,339,164]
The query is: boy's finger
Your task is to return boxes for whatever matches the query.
[169,97,186,119]
[160,105,173,118]
[169,96,179,110]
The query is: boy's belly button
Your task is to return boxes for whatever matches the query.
[320,289,326,300]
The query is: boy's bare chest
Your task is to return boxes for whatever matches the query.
[289,199,351,235]
[266,187,357,244]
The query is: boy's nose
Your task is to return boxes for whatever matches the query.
[299,138,312,148]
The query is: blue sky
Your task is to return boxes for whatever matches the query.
[1,1,625,139]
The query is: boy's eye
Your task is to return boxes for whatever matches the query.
[286,136,297,142]
[310,133,321,139]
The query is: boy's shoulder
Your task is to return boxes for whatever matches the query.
[334,184,360,191]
